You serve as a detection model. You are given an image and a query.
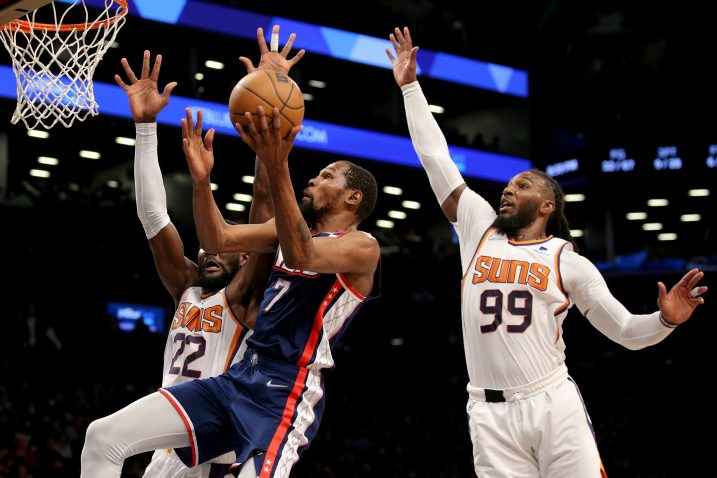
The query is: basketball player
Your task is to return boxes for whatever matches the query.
[107,26,304,478]
[80,45,380,478]
[386,26,708,478]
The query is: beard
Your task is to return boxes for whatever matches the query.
[299,196,334,226]
[492,201,540,236]
[198,261,239,291]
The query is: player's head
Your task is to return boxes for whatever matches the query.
[493,169,574,242]
[197,249,246,291]
[300,161,377,226]
[197,221,247,291]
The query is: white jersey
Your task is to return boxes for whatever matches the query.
[161,286,251,388]
[144,286,250,478]
[455,188,596,389]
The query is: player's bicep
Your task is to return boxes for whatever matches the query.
[148,225,198,301]
[440,183,467,222]
[306,234,380,275]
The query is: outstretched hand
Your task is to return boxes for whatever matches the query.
[181,108,215,184]
[115,50,177,123]
[239,106,302,171]
[239,25,305,75]
[386,26,418,87]
[657,268,708,325]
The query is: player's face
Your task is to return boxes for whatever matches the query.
[300,162,350,223]
[197,248,243,291]
[493,172,547,233]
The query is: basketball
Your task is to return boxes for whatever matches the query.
[229,70,305,139]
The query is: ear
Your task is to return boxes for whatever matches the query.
[345,189,363,207]
[540,199,555,217]
[239,252,249,267]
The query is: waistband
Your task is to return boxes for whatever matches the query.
[242,348,308,377]
[466,364,568,403]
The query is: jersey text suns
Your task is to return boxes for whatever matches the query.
[471,255,551,291]
[171,302,224,333]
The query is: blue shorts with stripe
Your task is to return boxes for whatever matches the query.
[159,349,326,477]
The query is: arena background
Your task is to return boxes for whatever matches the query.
[0,1,715,477]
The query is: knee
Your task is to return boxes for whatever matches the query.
[82,417,115,461]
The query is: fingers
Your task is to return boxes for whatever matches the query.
[141,50,151,80]
[285,124,303,146]
[162,81,178,100]
[184,107,193,136]
[257,27,269,54]
[389,33,400,54]
[114,74,129,91]
[676,268,699,288]
[686,269,705,290]
[403,26,412,47]
[657,281,667,304]
[385,47,395,63]
[271,107,282,138]
[394,27,406,47]
[270,24,279,52]
[410,46,419,62]
[204,128,215,152]
[256,106,271,137]
[239,56,256,73]
[120,57,138,83]
[281,32,296,56]
[195,109,204,136]
[150,53,162,82]
[288,49,305,67]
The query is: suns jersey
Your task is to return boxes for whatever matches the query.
[455,188,579,390]
[161,286,251,388]
[247,232,377,372]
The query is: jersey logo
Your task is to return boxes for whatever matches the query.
[266,380,289,388]
[171,303,224,332]
[471,256,550,292]
[273,248,319,277]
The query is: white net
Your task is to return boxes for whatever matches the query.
[0,0,127,129]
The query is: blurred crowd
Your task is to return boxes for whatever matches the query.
[1,183,715,478]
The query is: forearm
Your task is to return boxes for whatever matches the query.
[265,162,313,268]
[586,297,675,350]
[401,81,464,204]
[249,157,273,224]
[191,178,228,254]
[135,123,171,238]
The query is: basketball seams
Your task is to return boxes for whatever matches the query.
[229,70,304,134]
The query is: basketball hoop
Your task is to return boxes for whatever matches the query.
[0,0,128,129]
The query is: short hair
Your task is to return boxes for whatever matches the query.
[341,161,377,223]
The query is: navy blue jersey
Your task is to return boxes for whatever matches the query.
[248,232,377,370]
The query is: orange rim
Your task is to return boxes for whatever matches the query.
[0,0,128,33]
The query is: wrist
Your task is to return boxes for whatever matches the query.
[659,313,678,328]
[192,177,212,188]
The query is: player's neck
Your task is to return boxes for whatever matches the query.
[508,224,548,242]
[310,212,358,234]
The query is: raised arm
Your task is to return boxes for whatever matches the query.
[115,50,193,304]
[182,108,278,254]
[240,107,379,287]
[386,26,467,222]
[566,254,708,350]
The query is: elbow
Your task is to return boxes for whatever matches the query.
[282,250,312,270]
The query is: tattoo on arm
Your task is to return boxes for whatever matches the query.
[295,218,312,242]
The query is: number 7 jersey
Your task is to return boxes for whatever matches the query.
[161,287,251,388]
[455,189,574,390]
[248,232,379,371]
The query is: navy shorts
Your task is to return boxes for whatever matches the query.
[160,349,326,477]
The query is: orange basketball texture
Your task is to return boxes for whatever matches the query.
[228,70,305,139]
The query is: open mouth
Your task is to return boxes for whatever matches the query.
[204,259,221,273]
[499,199,514,213]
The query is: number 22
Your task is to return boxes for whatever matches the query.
[168,333,206,378]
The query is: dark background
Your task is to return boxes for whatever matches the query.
[1,1,715,477]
